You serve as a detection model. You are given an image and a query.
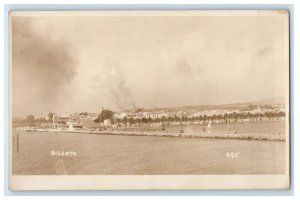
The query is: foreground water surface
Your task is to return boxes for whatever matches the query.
[12,121,286,175]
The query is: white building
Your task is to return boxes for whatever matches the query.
[67,121,83,130]
[103,119,111,126]
[114,112,128,119]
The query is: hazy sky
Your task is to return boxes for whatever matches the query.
[11,11,289,117]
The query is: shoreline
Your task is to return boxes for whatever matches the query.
[14,128,286,142]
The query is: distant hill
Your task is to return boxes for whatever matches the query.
[125,96,286,113]
[253,96,286,105]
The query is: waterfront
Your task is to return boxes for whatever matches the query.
[164,120,285,135]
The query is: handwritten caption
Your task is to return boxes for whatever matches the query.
[50,150,77,157]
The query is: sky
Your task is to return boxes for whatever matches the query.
[11,11,289,117]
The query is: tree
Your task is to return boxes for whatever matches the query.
[141,118,148,124]
[278,111,285,117]
[211,114,217,122]
[79,112,89,116]
[121,116,128,124]
[147,117,153,123]
[58,121,66,125]
[128,118,135,124]
[26,115,35,126]
[48,112,54,123]
[94,110,114,123]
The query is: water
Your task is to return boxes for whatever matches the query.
[165,120,285,135]
[12,121,286,175]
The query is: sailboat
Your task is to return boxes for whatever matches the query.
[207,120,212,133]
[208,121,212,129]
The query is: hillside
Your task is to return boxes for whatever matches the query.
[126,96,286,113]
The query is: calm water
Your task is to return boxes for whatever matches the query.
[165,120,285,135]
[12,121,286,175]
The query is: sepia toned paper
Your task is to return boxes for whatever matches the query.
[8,10,290,190]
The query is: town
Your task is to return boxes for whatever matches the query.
[13,103,286,133]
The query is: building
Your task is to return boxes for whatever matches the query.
[66,121,83,130]
[127,112,144,119]
[60,113,71,118]
[80,118,102,130]
[87,113,99,120]
[103,119,111,126]
[114,112,128,119]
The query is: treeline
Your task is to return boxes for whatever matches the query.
[13,110,285,127]
[12,113,55,127]
[113,111,286,125]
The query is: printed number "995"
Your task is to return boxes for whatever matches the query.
[226,152,240,159]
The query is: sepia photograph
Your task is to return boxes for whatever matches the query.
[9,10,290,190]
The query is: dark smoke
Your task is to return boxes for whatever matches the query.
[12,17,77,115]
[103,59,136,111]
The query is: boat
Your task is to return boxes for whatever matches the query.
[208,120,212,129]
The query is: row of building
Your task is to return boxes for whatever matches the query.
[113,107,285,120]
[38,105,284,131]
[36,106,285,123]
